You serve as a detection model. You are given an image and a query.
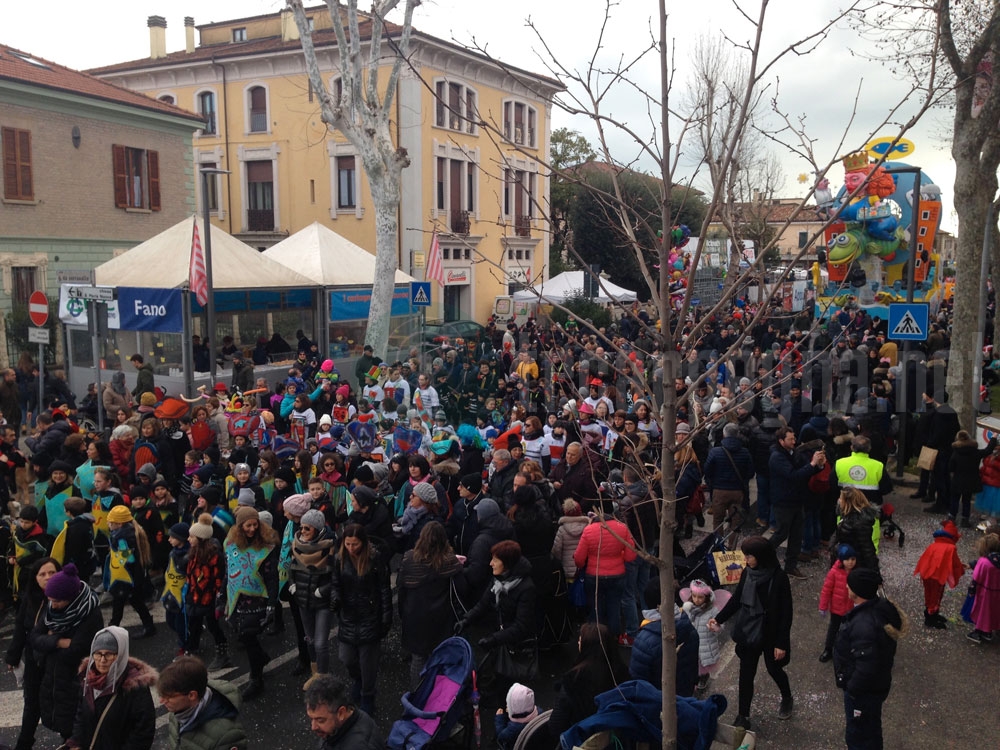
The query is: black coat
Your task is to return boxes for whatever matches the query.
[715,566,793,655]
[30,602,104,737]
[331,548,392,645]
[287,533,336,612]
[949,438,995,495]
[71,658,157,750]
[833,507,879,572]
[63,515,97,581]
[398,552,467,656]
[462,512,515,604]
[768,444,820,508]
[833,597,906,696]
[464,557,537,645]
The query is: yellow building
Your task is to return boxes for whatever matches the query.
[90,8,561,326]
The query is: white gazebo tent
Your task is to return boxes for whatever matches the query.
[94,215,314,290]
[512,270,637,304]
[263,222,417,365]
[90,216,316,395]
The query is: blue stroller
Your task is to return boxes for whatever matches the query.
[387,637,478,749]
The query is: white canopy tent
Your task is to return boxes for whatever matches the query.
[512,270,637,304]
[263,221,415,285]
[93,215,314,289]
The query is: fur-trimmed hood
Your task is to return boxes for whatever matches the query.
[952,438,979,452]
[833,432,856,446]
[877,598,909,642]
[77,656,159,692]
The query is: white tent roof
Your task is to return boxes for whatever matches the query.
[512,270,637,304]
[94,215,314,289]
[263,221,415,286]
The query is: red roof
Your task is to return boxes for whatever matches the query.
[0,44,203,123]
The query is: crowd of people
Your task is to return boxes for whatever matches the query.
[2,301,1000,750]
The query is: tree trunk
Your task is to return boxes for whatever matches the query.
[946,147,996,431]
[367,177,402,360]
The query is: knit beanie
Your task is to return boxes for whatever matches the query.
[200,486,222,508]
[300,509,327,531]
[476,497,500,521]
[353,464,374,484]
[336,384,350,398]
[237,488,257,507]
[194,465,215,485]
[169,522,191,541]
[233,463,251,476]
[190,513,214,540]
[45,563,82,601]
[412,482,439,506]
[367,462,389,481]
[836,544,858,562]
[229,449,248,466]
[275,467,296,485]
[847,568,882,600]
[107,505,133,524]
[140,392,157,407]
[48,460,75,476]
[91,629,119,654]
[258,511,274,528]
[505,683,538,723]
[460,473,482,494]
[283,493,312,518]
[234,506,259,527]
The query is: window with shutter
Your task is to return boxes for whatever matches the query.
[112,144,128,207]
[112,144,159,210]
[147,151,161,211]
[2,127,34,201]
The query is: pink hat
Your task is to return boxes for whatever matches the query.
[336,384,350,398]
[321,359,335,373]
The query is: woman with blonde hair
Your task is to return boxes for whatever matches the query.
[676,442,703,539]
[832,487,879,571]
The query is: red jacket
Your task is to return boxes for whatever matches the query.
[819,560,854,616]
[980,451,1000,489]
[573,518,637,577]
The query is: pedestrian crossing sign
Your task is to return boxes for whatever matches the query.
[410,281,431,307]
[888,302,928,341]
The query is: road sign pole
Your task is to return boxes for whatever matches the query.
[38,342,44,416]
[89,300,104,435]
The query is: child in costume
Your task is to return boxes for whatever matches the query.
[162,522,191,656]
[818,544,857,661]
[968,528,1000,643]
[914,519,966,629]
[680,579,731,691]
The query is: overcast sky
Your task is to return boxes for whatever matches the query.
[6,0,958,232]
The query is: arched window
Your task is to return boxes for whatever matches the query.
[248,85,268,133]
[197,91,217,135]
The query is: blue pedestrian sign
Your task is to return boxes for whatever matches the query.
[887,302,929,341]
[410,281,431,307]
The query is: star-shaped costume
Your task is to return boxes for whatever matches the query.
[224,541,274,616]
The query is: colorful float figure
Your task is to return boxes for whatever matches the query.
[812,154,943,320]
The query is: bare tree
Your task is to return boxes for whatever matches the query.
[287,0,419,359]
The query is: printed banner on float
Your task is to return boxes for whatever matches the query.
[115,287,183,333]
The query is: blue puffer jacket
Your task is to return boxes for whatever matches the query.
[628,608,699,698]
[702,436,755,491]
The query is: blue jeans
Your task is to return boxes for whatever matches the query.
[585,574,626,637]
[755,475,772,526]
[802,507,821,553]
[622,557,649,638]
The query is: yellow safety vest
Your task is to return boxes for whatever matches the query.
[836,452,884,491]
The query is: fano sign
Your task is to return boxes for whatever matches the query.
[115,287,183,333]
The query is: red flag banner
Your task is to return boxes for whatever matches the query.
[189,221,209,306]
[426,230,444,288]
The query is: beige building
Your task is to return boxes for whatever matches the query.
[707,197,827,269]
[90,8,562,326]
[0,44,202,365]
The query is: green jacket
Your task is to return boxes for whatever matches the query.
[166,680,247,750]
[132,363,155,399]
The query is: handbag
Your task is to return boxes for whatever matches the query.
[917,446,939,471]
[568,570,587,608]
[731,606,766,648]
[960,583,976,624]
[229,599,268,635]
[722,447,750,501]
[494,638,540,682]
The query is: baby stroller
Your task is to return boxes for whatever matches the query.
[879,502,905,548]
[676,530,729,589]
[387,637,477,750]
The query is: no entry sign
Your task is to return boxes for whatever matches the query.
[28,290,49,327]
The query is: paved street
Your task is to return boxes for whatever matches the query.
[2,481,998,749]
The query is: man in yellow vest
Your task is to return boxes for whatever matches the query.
[836,435,885,506]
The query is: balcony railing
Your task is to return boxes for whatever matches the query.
[247,208,274,231]
[515,215,532,237]
[451,210,471,235]
[249,110,268,133]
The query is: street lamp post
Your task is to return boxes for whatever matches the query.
[200,167,230,387]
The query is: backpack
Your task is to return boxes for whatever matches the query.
[808,461,833,493]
